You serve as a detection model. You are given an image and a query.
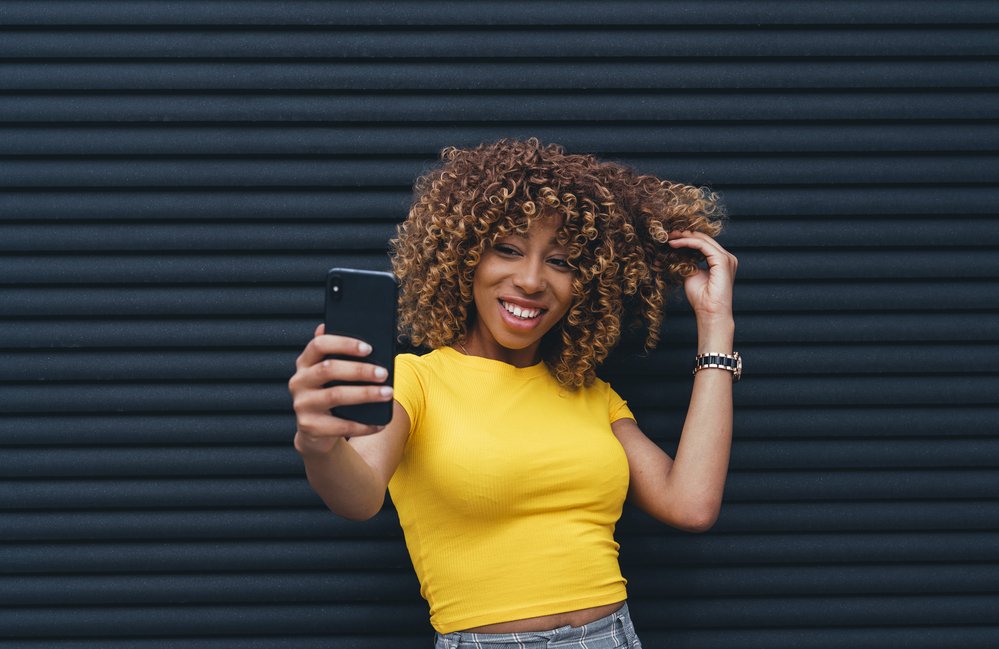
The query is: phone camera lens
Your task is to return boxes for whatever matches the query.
[330,277,343,301]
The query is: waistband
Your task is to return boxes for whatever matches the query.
[434,601,639,648]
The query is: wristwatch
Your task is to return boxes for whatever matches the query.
[693,351,742,382]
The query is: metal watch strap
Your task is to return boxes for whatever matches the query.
[693,351,742,382]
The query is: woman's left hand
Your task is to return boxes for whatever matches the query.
[667,230,737,323]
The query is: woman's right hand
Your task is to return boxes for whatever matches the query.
[288,323,394,456]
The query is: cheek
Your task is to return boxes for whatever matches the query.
[471,271,491,305]
[470,263,489,296]
[550,277,576,318]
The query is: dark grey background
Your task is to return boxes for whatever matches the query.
[1,1,997,647]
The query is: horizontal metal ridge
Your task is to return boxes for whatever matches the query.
[0,539,411,573]
[2,187,997,219]
[618,374,999,408]
[0,412,294,445]
[0,508,404,541]
[1,28,998,58]
[0,448,303,478]
[1,1,996,27]
[0,601,430,637]
[625,595,999,628]
[731,469,999,500]
[634,406,999,439]
[0,223,395,252]
[3,155,998,186]
[3,60,998,91]
[0,572,420,606]
[1,92,997,122]
[3,124,998,155]
[622,500,999,533]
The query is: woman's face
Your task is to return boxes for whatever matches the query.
[464,216,575,367]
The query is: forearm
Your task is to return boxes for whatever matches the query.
[666,318,735,530]
[295,433,387,521]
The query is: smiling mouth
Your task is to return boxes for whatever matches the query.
[500,299,545,320]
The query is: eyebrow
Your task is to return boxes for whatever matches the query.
[507,233,562,246]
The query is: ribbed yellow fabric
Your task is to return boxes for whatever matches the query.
[388,346,635,634]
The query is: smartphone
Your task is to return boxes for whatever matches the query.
[323,267,398,426]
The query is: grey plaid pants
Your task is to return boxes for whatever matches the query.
[433,602,643,648]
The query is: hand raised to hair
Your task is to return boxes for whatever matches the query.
[666,230,737,324]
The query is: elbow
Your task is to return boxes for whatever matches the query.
[330,500,382,522]
[676,506,720,534]
[321,492,385,522]
[338,508,380,522]
[651,504,719,533]
[682,516,717,534]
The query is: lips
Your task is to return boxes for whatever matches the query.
[496,298,548,331]
[500,299,543,320]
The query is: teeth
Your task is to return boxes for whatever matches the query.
[502,301,541,319]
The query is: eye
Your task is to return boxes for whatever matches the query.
[493,243,520,256]
[548,256,572,270]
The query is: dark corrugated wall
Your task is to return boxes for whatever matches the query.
[1,1,997,647]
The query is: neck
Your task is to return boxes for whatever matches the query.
[460,332,542,368]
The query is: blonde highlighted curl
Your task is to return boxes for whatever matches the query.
[390,137,727,389]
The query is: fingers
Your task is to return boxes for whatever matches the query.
[666,230,738,271]
[290,323,395,448]
[296,326,372,371]
[303,383,394,410]
[292,384,395,439]
[297,416,387,442]
[289,355,389,399]
[315,356,389,386]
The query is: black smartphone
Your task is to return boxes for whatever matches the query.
[323,267,398,426]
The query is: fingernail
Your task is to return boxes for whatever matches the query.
[358,342,372,355]
[374,366,388,379]
[379,386,393,398]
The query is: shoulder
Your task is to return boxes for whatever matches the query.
[392,352,430,422]
[582,374,618,401]
[394,347,465,384]
[392,349,454,425]
[394,349,445,380]
[589,375,635,423]
[394,351,425,372]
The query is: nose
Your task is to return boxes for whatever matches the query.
[512,256,547,294]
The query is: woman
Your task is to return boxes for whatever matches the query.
[289,137,738,647]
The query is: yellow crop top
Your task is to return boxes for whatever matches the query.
[387,346,636,634]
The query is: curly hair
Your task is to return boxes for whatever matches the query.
[390,137,726,389]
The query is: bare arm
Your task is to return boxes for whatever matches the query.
[295,402,410,520]
[613,229,737,532]
[289,323,410,520]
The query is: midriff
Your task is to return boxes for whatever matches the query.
[459,601,626,633]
